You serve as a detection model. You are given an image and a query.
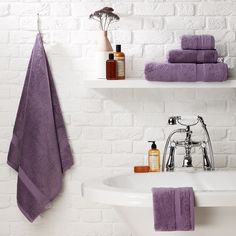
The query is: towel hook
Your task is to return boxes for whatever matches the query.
[37,13,40,33]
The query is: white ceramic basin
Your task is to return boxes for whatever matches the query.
[82,170,236,236]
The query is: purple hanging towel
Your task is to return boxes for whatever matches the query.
[152,187,195,231]
[7,33,73,222]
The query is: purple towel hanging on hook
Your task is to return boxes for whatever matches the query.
[7,33,73,222]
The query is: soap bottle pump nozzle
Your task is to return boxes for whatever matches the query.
[148,141,157,149]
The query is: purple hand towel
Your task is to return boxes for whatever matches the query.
[7,33,73,222]
[152,187,195,231]
[181,35,215,50]
[145,63,228,82]
[168,49,218,64]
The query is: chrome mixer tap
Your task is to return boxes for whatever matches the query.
[162,116,214,172]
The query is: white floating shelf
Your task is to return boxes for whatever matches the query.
[83,78,236,89]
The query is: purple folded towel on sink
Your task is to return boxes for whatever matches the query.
[181,35,215,50]
[152,187,195,231]
[145,63,228,82]
[168,49,218,64]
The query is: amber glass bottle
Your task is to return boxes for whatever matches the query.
[106,53,117,80]
[114,45,125,80]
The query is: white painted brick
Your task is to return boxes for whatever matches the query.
[81,209,102,222]
[228,128,236,141]
[50,17,79,30]
[0,223,10,236]
[71,3,104,17]
[207,100,226,113]
[80,155,102,168]
[112,17,142,30]
[10,31,36,43]
[11,3,49,16]
[134,3,175,16]
[215,43,227,57]
[143,101,165,112]
[176,3,194,16]
[0,167,10,180]
[143,45,164,59]
[0,196,10,209]
[166,17,205,30]
[82,127,102,140]
[0,58,9,71]
[0,4,9,16]
[112,141,133,153]
[0,112,15,126]
[228,155,236,168]
[134,113,168,126]
[72,113,111,126]
[213,142,236,154]
[0,16,19,30]
[73,141,111,154]
[133,31,173,44]
[112,113,133,127]
[20,16,37,31]
[104,100,142,112]
[51,3,70,16]
[112,30,132,44]
[143,17,163,30]
[165,101,206,114]
[196,89,235,100]
[229,43,236,57]
[51,31,71,44]
[113,3,132,16]
[207,128,227,141]
[103,128,143,140]
[144,128,165,141]
[204,114,235,127]
[9,58,28,71]
[103,154,143,167]
[197,3,236,16]
[229,16,236,30]
[0,32,9,43]
[0,87,10,99]
[207,17,226,30]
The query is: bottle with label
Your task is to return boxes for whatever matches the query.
[148,141,160,172]
[114,45,125,80]
[106,53,117,80]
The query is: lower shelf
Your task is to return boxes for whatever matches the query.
[83,78,236,88]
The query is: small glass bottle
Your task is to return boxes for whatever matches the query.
[106,53,117,80]
[114,45,125,80]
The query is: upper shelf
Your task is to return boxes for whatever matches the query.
[83,78,236,89]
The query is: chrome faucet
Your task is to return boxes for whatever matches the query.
[162,116,215,172]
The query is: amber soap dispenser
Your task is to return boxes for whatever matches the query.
[114,44,125,80]
[148,141,160,172]
[106,53,117,80]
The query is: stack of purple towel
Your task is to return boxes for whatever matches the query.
[145,35,228,82]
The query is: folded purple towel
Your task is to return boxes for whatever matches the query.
[168,49,218,63]
[181,35,215,50]
[152,187,195,231]
[7,34,73,222]
[145,63,228,82]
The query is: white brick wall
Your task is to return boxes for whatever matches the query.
[0,0,236,235]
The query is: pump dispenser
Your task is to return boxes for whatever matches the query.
[148,141,160,172]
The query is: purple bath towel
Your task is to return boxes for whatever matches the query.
[7,34,73,222]
[181,35,215,50]
[145,63,228,82]
[168,49,218,64]
[152,187,195,231]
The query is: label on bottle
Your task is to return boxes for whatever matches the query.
[149,155,160,171]
[114,57,125,77]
